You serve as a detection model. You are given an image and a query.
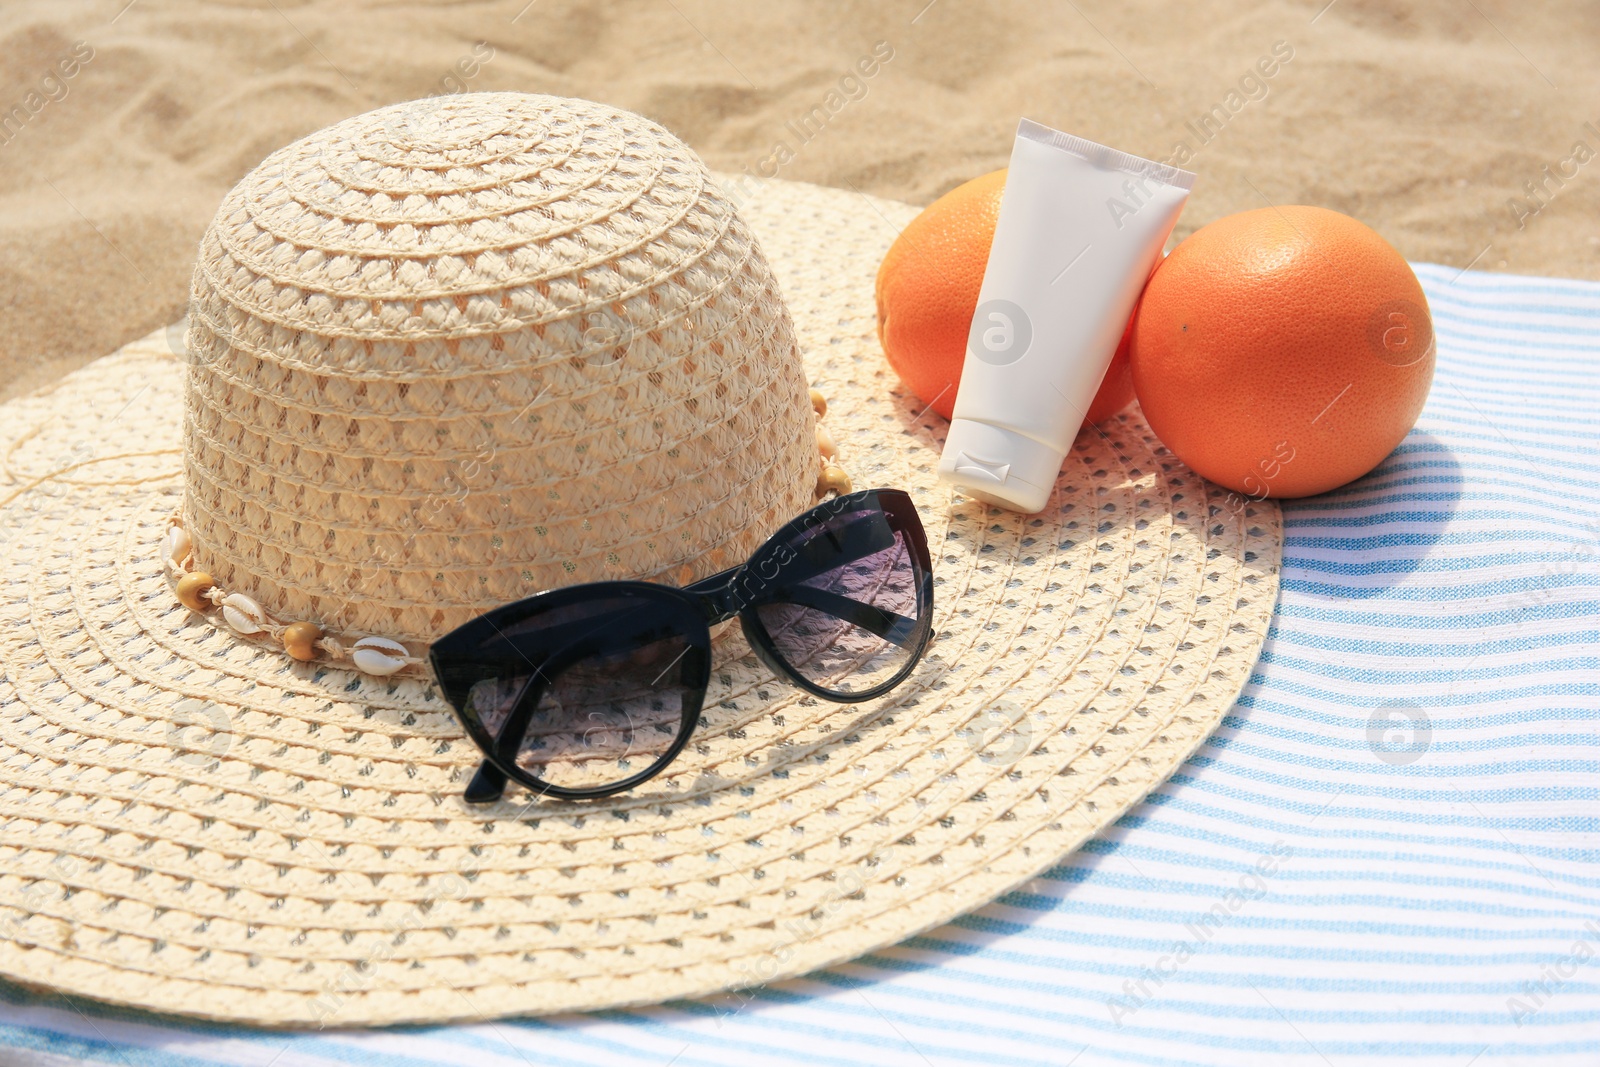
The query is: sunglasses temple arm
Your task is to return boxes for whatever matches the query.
[463,673,545,806]
[780,514,896,588]
[686,514,896,610]
[776,585,921,648]
[465,759,509,804]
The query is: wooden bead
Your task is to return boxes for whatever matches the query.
[816,424,838,460]
[175,572,215,613]
[809,388,827,418]
[816,464,853,498]
[283,621,323,662]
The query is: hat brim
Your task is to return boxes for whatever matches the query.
[0,175,1279,1027]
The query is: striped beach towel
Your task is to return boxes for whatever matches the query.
[1,262,1596,1065]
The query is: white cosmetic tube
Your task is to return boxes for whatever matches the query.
[937,120,1194,513]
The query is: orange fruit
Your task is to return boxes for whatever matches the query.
[875,169,1134,425]
[1128,206,1434,499]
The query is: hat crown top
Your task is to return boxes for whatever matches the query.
[181,92,815,642]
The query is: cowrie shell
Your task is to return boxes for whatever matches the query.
[220,593,267,635]
[351,635,410,676]
[164,525,192,565]
[816,424,838,459]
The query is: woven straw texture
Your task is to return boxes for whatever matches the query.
[183,93,816,644]
[0,118,1281,1027]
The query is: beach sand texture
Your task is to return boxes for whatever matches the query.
[0,0,1595,401]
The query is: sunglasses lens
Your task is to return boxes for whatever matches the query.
[455,595,705,793]
[753,501,929,698]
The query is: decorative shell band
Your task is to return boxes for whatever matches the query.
[162,389,851,677]
[160,525,431,677]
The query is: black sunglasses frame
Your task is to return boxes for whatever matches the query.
[429,488,934,803]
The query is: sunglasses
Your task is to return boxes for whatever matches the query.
[429,488,935,802]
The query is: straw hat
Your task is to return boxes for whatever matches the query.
[0,93,1281,1026]
[178,91,818,659]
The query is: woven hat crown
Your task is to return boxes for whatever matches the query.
[181,92,816,644]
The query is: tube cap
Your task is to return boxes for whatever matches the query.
[937,419,1064,514]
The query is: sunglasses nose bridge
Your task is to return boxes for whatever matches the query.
[687,567,749,624]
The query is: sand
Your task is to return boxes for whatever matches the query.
[1,0,1595,402]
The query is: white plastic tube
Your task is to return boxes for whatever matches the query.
[937,120,1194,513]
